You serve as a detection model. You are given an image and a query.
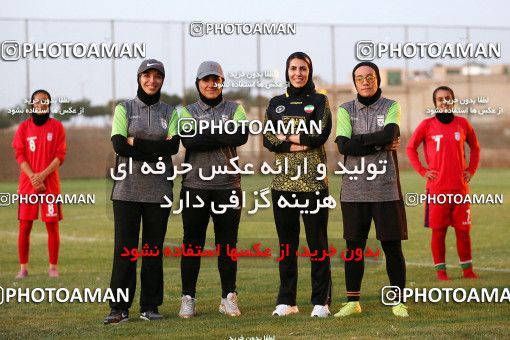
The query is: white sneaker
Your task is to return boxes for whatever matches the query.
[272,304,299,316]
[311,305,330,318]
[178,295,196,318]
[219,292,241,316]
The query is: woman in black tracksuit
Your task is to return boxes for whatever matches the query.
[177,61,249,318]
[263,52,332,318]
[333,61,407,318]
[104,59,180,324]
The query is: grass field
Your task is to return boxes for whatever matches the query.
[0,169,509,339]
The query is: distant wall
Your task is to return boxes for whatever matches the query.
[1,127,508,182]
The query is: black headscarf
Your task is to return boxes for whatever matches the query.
[136,69,164,106]
[30,89,51,126]
[435,111,454,124]
[286,51,316,97]
[352,61,382,106]
[195,78,223,107]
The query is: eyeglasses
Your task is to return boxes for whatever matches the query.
[354,75,376,84]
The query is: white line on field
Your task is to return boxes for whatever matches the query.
[383,260,510,273]
[2,232,510,273]
[3,231,101,243]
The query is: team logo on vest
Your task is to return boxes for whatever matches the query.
[275,105,285,113]
[304,105,314,114]
[47,132,53,141]
[463,208,471,225]
[454,132,460,141]
[160,118,167,130]
[221,114,230,122]
[46,203,57,217]
[377,115,385,127]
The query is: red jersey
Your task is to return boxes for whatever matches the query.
[406,116,480,192]
[12,117,66,195]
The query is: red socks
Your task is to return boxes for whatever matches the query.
[18,220,60,265]
[431,228,447,268]
[455,228,478,278]
[45,222,60,265]
[455,228,472,266]
[18,220,34,264]
[431,228,477,279]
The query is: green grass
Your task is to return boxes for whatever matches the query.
[0,170,509,339]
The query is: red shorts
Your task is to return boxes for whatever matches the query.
[18,203,63,222]
[424,190,471,230]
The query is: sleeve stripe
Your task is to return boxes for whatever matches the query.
[111,104,128,138]
[336,106,352,138]
[384,101,401,126]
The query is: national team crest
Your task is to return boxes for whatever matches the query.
[454,132,460,141]
[377,115,385,127]
[304,105,314,114]
[160,118,167,130]
[47,132,53,141]
[276,105,285,113]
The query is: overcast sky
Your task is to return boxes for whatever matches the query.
[4,0,509,26]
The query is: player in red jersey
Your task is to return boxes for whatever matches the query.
[406,86,480,280]
[12,89,66,279]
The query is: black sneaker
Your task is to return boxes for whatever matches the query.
[140,309,163,321]
[103,309,129,325]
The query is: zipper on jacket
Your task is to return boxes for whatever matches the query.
[366,107,369,132]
